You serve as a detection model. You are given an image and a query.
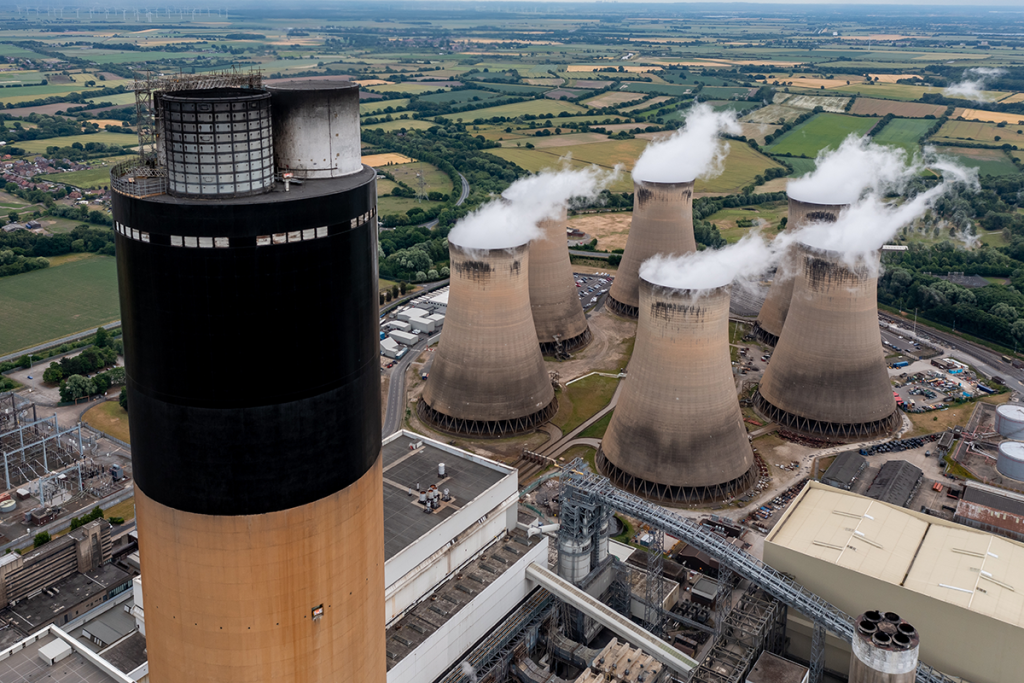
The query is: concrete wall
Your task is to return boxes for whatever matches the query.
[529,207,589,346]
[386,538,549,683]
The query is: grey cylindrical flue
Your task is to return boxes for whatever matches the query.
[849,611,919,683]
[754,243,899,441]
[599,280,755,503]
[754,197,847,346]
[529,207,591,354]
[607,179,696,318]
[419,242,557,437]
[265,80,362,179]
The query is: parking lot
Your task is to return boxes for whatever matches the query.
[574,272,613,310]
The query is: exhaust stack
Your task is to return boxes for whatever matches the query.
[849,610,919,683]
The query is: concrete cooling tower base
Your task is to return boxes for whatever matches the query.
[417,397,558,438]
[607,296,639,319]
[539,327,593,358]
[753,392,901,442]
[597,450,758,505]
[751,323,779,348]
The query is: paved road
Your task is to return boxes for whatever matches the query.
[569,249,610,260]
[1,322,121,364]
[418,172,469,229]
[383,331,441,436]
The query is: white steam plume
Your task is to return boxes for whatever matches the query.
[631,102,742,183]
[944,67,1006,102]
[781,158,979,275]
[448,165,617,250]
[787,135,919,205]
[640,231,777,293]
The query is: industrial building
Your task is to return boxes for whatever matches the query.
[607,179,696,318]
[754,243,900,441]
[766,482,1024,683]
[954,481,1024,543]
[864,461,923,508]
[599,279,755,504]
[111,76,384,683]
[419,241,557,437]
[753,197,846,347]
[528,207,592,355]
[820,451,867,491]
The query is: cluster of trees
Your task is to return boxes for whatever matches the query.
[0,113,102,142]
[0,224,115,278]
[0,249,48,277]
[42,140,129,162]
[68,505,104,531]
[3,83,128,111]
[761,107,823,148]
[58,365,125,403]
[378,225,451,282]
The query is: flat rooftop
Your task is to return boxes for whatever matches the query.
[4,564,131,632]
[963,481,1024,517]
[384,528,542,669]
[0,629,128,683]
[382,433,510,561]
[768,483,1024,630]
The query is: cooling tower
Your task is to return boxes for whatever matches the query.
[597,279,756,504]
[849,611,920,683]
[113,81,385,683]
[607,179,696,318]
[753,197,847,346]
[529,207,592,355]
[754,242,900,441]
[419,241,557,436]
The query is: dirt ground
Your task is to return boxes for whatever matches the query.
[567,212,631,251]
[544,307,637,381]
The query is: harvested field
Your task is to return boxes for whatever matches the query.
[441,99,586,120]
[514,132,609,148]
[572,80,615,88]
[620,96,670,113]
[583,91,646,108]
[869,73,923,83]
[1001,93,1024,104]
[932,120,1024,147]
[546,88,592,100]
[742,104,806,124]
[775,93,849,113]
[567,212,632,251]
[524,78,564,86]
[740,122,782,145]
[355,79,391,86]
[362,153,415,166]
[849,98,947,118]
[781,77,859,90]
[566,65,662,73]
[952,108,1024,125]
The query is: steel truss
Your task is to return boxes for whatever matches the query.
[558,459,964,683]
[607,297,639,319]
[750,323,778,348]
[540,327,592,358]
[0,414,85,490]
[597,450,758,506]
[418,398,558,438]
[644,529,665,639]
[753,392,901,442]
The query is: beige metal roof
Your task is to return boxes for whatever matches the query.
[768,483,1024,629]
[767,486,929,585]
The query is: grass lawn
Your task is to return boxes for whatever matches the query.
[38,155,135,189]
[0,254,119,355]
[708,202,788,242]
[82,401,131,443]
[872,118,933,154]
[579,411,613,439]
[551,375,619,433]
[979,230,1010,248]
[16,132,138,155]
[560,444,598,471]
[102,497,136,523]
[939,147,1020,177]
[906,406,972,437]
[766,113,878,157]
[388,161,452,196]
[441,99,587,121]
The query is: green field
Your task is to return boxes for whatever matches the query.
[442,99,587,121]
[38,156,135,189]
[781,157,818,176]
[931,120,1024,147]
[872,118,933,153]
[360,98,410,115]
[765,113,878,157]
[84,93,137,106]
[417,89,501,104]
[15,132,138,154]
[0,255,120,355]
[477,82,551,95]
[939,147,1020,177]
[832,83,944,101]
[707,202,789,242]
[366,83,450,94]
[362,118,437,132]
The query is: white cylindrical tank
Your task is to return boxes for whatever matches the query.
[265,80,362,179]
[557,536,593,584]
[997,441,1024,481]
[996,405,1024,440]
[438,463,446,477]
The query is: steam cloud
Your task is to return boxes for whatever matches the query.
[944,67,1006,102]
[448,165,617,250]
[631,102,742,183]
[640,232,776,293]
[787,135,921,205]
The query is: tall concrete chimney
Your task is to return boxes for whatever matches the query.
[529,207,592,356]
[419,241,557,436]
[754,242,899,441]
[849,610,920,683]
[754,196,846,346]
[607,179,696,318]
[598,279,755,503]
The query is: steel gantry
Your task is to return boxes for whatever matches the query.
[558,459,964,683]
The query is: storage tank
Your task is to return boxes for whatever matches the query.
[849,610,919,683]
[607,179,696,318]
[598,278,755,504]
[529,207,591,355]
[996,404,1024,440]
[997,441,1024,481]
[754,197,847,346]
[160,88,274,199]
[264,80,362,179]
[754,242,900,441]
[419,241,557,437]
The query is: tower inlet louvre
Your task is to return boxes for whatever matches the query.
[754,242,900,442]
[419,242,557,437]
[113,80,386,683]
[753,197,847,347]
[598,280,756,504]
[607,179,696,318]
[529,207,592,356]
